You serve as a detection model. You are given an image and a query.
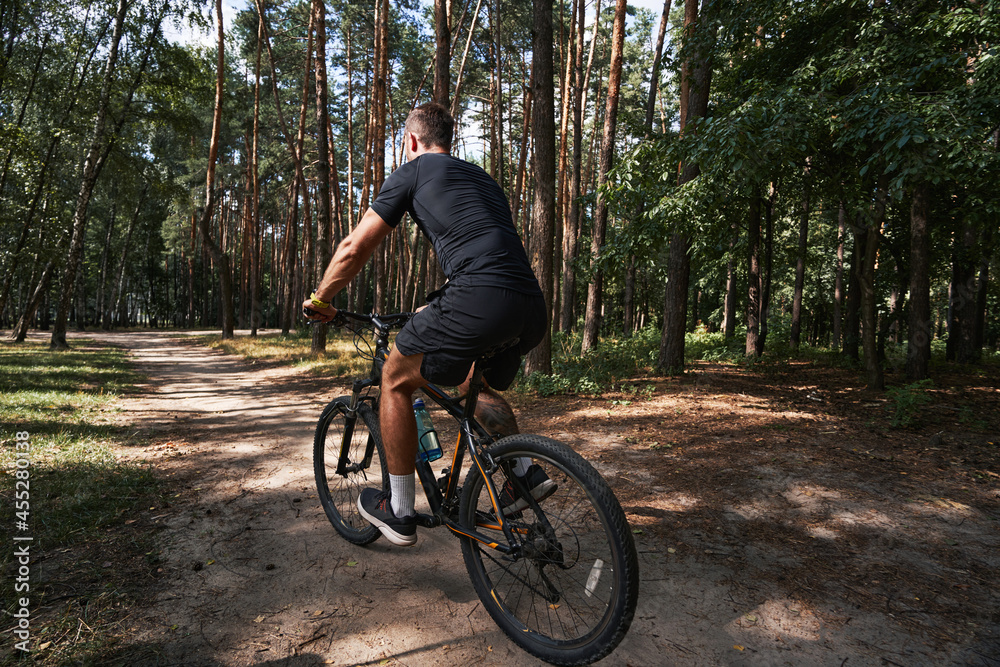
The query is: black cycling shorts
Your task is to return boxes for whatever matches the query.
[393,283,547,390]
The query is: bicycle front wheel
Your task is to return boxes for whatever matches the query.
[459,435,639,666]
[314,396,387,545]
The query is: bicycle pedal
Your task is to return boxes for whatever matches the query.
[414,512,439,528]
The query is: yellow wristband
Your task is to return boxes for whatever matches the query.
[310,292,330,309]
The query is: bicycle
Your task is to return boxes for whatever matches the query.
[311,310,639,666]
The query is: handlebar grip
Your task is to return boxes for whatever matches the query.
[302,305,350,328]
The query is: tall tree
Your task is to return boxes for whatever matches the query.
[789,171,810,351]
[859,181,887,390]
[433,0,450,106]
[50,0,131,348]
[197,0,236,339]
[558,0,597,333]
[524,0,556,375]
[744,192,762,356]
[833,205,846,350]
[624,0,672,333]
[581,0,627,353]
[311,0,332,353]
[249,8,263,337]
[906,183,931,380]
[657,0,715,373]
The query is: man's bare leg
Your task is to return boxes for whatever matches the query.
[378,347,428,518]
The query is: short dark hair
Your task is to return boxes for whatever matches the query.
[405,102,454,151]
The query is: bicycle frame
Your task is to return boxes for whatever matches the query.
[336,312,527,556]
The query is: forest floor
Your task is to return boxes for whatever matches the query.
[13,330,1000,666]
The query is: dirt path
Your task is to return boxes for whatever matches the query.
[88,331,997,666]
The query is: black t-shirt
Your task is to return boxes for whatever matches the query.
[371,153,541,295]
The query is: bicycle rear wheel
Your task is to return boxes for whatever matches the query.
[459,435,639,666]
[314,397,387,545]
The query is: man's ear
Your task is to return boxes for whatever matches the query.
[407,131,420,153]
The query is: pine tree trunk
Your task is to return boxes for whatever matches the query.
[833,205,846,350]
[623,0,671,335]
[790,178,810,351]
[656,0,715,373]
[843,219,863,362]
[581,0,627,353]
[722,223,737,338]
[972,224,991,356]
[311,0,332,352]
[511,78,532,230]
[451,0,484,115]
[745,194,762,357]
[524,0,556,376]
[559,1,595,333]
[493,0,504,186]
[758,185,775,355]
[371,0,390,312]
[434,0,450,106]
[951,218,979,363]
[196,0,236,340]
[860,183,887,390]
[658,234,690,373]
[623,255,637,334]
[188,213,196,326]
[554,0,577,324]
[249,11,264,336]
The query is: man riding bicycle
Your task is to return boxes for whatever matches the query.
[302,102,552,546]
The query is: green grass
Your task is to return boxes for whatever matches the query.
[0,341,162,665]
[197,330,375,378]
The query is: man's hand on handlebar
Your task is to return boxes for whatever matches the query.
[302,298,337,324]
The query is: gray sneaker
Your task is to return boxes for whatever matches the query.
[357,488,417,546]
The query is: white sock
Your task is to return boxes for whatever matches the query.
[390,473,415,517]
[511,457,532,476]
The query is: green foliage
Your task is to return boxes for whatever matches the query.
[523,326,751,395]
[522,327,661,396]
[886,379,935,428]
[684,328,745,362]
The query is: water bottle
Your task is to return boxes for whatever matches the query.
[413,398,442,462]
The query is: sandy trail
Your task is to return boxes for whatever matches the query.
[74,330,993,666]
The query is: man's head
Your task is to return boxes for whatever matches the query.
[404,102,453,157]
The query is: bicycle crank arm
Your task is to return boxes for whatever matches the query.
[413,512,442,528]
[444,519,517,555]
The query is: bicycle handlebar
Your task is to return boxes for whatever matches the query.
[335,310,412,330]
[302,306,412,331]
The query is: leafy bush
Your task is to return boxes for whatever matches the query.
[886,378,934,428]
[684,328,745,362]
[522,325,754,395]
[522,327,660,396]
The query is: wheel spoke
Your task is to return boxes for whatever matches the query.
[314,399,386,545]
[460,436,638,664]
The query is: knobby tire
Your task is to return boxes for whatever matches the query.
[313,397,387,545]
[458,435,639,666]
